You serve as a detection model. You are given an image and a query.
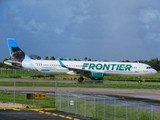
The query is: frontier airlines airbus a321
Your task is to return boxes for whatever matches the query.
[4,38,157,82]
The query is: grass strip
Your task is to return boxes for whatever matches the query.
[0,92,55,108]
[0,81,160,89]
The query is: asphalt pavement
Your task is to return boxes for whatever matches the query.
[0,109,93,120]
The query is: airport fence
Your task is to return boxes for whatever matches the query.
[55,91,160,120]
[0,69,39,76]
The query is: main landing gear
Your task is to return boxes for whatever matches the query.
[78,77,84,83]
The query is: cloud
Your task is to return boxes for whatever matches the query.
[55,28,64,35]
[140,10,160,24]
[139,9,160,42]
[1,0,160,61]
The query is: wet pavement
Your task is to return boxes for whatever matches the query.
[0,109,93,120]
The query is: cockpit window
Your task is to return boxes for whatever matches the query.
[146,67,152,69]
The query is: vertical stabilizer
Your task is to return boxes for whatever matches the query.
[7,38,30,63]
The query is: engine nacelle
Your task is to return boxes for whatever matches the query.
[90,72,104,80]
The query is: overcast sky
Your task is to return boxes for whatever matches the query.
[0,0,160,62]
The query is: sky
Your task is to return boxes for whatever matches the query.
[0,0,160,62]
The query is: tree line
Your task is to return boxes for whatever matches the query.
[0,56,160,71]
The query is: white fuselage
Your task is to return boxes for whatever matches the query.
[21,60,157,77]
[5,39,157,80]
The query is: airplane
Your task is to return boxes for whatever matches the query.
[4,38,157,83]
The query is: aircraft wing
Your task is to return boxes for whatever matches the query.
[58,59,91,76]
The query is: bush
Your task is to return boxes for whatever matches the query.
[30,74,45,78]
[45,74,55,78]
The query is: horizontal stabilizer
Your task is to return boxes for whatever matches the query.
[4,60,22,68]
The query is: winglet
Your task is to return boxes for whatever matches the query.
[58,59,66,67]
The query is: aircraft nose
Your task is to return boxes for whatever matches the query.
[152,69,158,75]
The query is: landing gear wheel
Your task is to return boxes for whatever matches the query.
[78,77,84,83]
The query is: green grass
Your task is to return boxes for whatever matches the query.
[103,73,160,82]
[0,81,160,89]
[0,92,55,108]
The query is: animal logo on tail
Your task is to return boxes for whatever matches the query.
[11,46,25,62]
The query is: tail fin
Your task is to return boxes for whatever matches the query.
[7,38,30,62]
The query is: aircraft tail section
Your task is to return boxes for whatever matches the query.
[7,38,30,62]
[5,38,33,69]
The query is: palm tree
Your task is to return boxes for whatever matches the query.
[50,56,55,60]
[73,58,77,61]
[36,56,41,60]
[88,58,91,61]
[84,57,87,61]
[45,56,49,60]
